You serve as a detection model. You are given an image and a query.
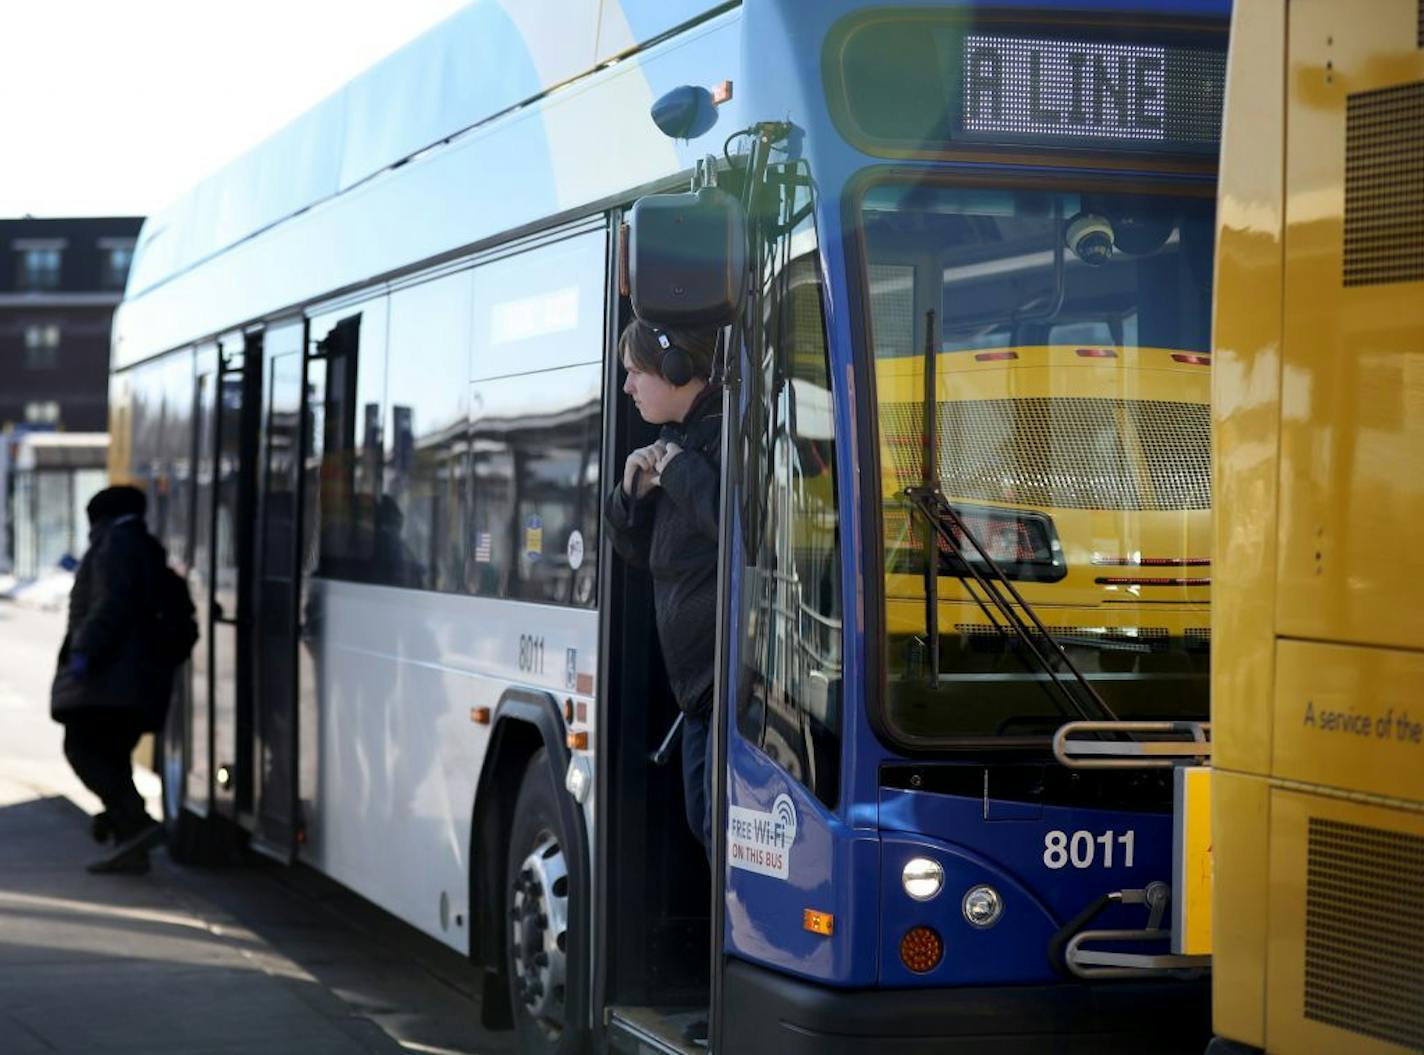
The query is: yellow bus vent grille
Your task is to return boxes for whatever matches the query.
[882,398,1211,511]
[954,623,1192,648]
[1343,81,1424,286]
[1305,817,1424,1051]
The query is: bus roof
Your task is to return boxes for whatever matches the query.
[127,0,733,299]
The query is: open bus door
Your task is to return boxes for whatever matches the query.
[212,335,260,825]
[165,342,219,828]
[163,333,261,861]
[598,166,750,1053]
[613,122,835,1055]
[595,275,716,1054]
[250,318,312,861]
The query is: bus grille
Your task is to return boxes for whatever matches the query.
[1304,817,1424,1051]
[1344,80,1424,286]
[882,398,1212,511]
[953,624,1180,651]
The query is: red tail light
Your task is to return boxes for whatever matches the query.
[900,926,944,973]
[974,350,1019,362]
[1171,353,1212,365]
[1075,348,1118,358]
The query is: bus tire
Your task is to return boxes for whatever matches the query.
[505,748,583,1055]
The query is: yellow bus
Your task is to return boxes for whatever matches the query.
[1210,0,1424,1052]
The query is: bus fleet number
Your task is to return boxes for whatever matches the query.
[518,635,545,675]
[1043,829,1135,870]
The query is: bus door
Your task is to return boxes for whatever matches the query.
[250,318,309,861]
[166,341,220,824]
[210,334,260,821]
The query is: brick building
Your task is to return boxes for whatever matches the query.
[1,216,143,432]
[1,216,142,575]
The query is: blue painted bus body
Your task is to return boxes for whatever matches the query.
[718,0,1227,989]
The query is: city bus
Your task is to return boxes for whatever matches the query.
[1207,0,1424,1053]
[109,1,1228,1052]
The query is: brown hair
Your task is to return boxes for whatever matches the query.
[618,319,718,381]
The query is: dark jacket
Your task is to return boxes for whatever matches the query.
[51,514,172,728]
[605,386,722,714]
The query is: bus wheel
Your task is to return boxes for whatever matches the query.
[506,749,578,1055]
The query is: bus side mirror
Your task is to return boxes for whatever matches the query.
[628,187,747,328]
[650,85,718,140]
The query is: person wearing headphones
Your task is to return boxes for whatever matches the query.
[605,318,722,861]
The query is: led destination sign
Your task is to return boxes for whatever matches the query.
[959,34,1225,150]
[827,18,1227,157]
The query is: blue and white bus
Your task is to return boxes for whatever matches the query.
[112,1,1226,1052]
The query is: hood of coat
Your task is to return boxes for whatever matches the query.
[87,512,142,546]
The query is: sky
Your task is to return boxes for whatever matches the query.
[0,0,473,220]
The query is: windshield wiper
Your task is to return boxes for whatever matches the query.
[901,486,1120,724]
[907,303,1114,724]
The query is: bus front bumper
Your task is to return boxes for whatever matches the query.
[721,957,1210,1055]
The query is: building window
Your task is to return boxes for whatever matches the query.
[99,238,135,290]
[24,401,61,425]
[15,242,65,291]
[24,323,60,369]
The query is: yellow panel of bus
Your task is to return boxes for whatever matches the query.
[1212,0,1424,1052]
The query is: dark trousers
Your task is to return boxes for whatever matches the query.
[62,711,150,838]
[681,709,713,861]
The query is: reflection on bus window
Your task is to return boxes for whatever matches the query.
[863,182,1215,740]
[465,231,605,608]
[311,231,605,609]
[738,161,843,806]
[314,301,387,584]
[119,351,196,574]
[467,367,601,607]
[384,270,474,592]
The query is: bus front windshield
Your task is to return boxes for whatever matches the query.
[862,180,1215,741]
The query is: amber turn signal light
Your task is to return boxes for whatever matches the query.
[803,909,833,936]
[899,926,943,973]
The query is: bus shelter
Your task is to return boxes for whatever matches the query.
[7,432,108,581]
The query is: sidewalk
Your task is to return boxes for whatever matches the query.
[0,791,406,1055]
[0,602,507,1055]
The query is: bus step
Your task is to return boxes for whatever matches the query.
[607,1005,705,1055]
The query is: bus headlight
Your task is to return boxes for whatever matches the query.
[962,884,1003,928]
[901,857,944,901]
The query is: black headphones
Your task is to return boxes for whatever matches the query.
[654,329,694,387]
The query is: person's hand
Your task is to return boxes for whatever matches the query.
[68,651,90,680]
[622,441,667,499]
[655,441,683,475]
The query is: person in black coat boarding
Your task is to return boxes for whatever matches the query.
[51,485,184,874]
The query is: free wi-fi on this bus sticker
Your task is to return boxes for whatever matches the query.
[728,793,797,880]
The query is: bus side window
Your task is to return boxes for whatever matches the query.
[382,270,476,592]
[314,301,387,583]
[737,165,843,809]
[465,230,605,608]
